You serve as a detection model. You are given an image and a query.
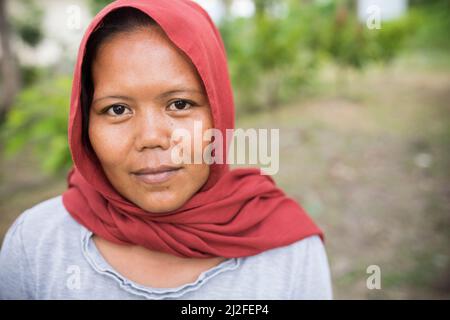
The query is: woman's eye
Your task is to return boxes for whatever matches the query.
[168,99,193,111]
[105,104,131,116]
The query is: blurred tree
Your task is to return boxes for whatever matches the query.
[327,3,369,69]
[311,0,414,94]
[0,0,43,123]
[221,0,320,113]
[0,0,20,123]
[11,0,43,47]
[367,17,413,64]
[88,0,112,14]
[408,0,450,51]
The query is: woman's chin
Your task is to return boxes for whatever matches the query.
[133,192,189,213]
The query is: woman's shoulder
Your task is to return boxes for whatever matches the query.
[282,235,333,299]
[256,234,327,261]
[1,195,81,255]
[0,195,83,299]
[17,195,76,232]
[242,234,330,275]
[241,234,333,299]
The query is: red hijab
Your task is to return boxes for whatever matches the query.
[62,0,324,258]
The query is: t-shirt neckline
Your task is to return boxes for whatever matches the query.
[79,226,241,299]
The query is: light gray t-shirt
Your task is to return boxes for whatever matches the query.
[0,195,333,299]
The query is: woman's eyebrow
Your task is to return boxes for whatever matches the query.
[92,95,134,104]
[92,88,205,105]
[156,88,205,99]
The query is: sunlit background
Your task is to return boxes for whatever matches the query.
[0,0,449,299]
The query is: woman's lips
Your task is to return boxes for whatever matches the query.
[131,166,182,184]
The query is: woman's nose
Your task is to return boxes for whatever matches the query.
[134,108,172,152]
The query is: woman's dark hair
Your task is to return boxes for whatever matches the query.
[81,7,158,151]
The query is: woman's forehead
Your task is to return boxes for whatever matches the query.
[92,28,206,94]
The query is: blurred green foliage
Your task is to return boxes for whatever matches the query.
[221,0,424,112]
[221,0,323,112]
[408,0,450,51]
[88,0,113,14]
[1,77,73,174]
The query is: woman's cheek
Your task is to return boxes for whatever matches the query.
[90,120,132,167]
[180,111,213,164]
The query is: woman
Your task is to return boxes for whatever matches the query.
[0,0,332,299]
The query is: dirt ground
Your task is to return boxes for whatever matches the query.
[1,58,449,299]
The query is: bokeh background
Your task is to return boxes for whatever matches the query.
[0,0,449,299]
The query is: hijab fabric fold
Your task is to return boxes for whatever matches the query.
[62,0,324,258]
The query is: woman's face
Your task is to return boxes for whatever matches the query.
[89,27,213,213]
